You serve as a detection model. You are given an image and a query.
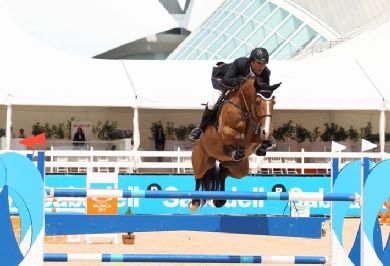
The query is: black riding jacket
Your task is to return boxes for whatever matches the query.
[212,57,270,90]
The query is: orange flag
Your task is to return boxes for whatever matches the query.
[19,133,46,150]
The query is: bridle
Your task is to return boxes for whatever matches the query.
[225,85,274,137]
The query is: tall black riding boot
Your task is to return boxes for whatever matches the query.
[189,108,214,141]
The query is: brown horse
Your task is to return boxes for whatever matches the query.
[190,78,278,211]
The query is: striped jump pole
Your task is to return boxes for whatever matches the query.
[46,188,359,202]
[44,253,327,264]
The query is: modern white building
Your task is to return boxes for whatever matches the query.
[169,0,390,60]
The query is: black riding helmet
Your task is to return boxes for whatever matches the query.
[250,47,269,64]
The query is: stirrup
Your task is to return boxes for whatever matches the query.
[189,128,201,141]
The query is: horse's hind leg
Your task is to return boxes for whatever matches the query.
[189,165,220,212]
[213,166,228,208]
[189,178,207,212]
[189,143,212,212]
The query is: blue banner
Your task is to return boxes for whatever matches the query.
[44,174,360,216]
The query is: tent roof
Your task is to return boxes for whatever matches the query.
[123,59,387,110]
[304,20,390,109]
[0,0,134,107]
[1,0,388,111]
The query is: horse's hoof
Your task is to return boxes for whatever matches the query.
[213,199,226,208]
[189,199,207,212]
[188,200,200,212]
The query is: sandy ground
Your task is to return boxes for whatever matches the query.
[44,218,389,266]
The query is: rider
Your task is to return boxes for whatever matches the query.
[188,47,279,156]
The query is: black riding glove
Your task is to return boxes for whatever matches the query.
[237,77,246,86]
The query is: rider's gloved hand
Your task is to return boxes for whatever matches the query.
[237,77,246,86]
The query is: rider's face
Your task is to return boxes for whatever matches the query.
[251,60,266,75]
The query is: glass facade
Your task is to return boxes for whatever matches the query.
[169,0,328,60]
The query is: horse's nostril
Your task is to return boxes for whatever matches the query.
[262,130,266,135]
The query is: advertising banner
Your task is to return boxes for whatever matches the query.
[44,174,362,217]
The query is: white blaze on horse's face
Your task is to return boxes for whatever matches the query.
[255,93,275,139]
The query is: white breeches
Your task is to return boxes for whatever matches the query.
[206,89,223,110]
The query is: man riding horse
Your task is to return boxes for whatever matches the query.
[189,47,281,156]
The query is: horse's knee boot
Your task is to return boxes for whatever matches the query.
[262,139,272,148]
[232,149,245,160]
[237,146,245,156]
[262,136,276,149]
[232,150,240,160]
[255,144,267,156]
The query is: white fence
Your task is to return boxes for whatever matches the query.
[1,149,388,175]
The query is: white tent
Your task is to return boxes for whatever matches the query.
[123,59,387,110]
[0,0,136,148]
[0,1,134,107]
[305,19,390,107]
[3,0,389,110]
[303,20,390,152]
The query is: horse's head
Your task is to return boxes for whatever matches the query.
[245,78,280,139]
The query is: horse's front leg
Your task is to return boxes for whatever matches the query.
[223,145,245,161]
[220,125,246,146]
[189,143,210,212]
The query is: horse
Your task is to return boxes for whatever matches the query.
[190,77,278,211]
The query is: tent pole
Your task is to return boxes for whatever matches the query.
[379,108,385,153]
[5,103,12,150]
[133,107,140,151]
